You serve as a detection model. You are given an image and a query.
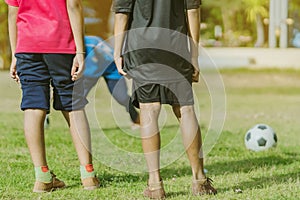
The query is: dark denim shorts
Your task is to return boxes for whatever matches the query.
[15,53,88,111]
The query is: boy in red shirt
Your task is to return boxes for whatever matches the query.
[6,0,99,192]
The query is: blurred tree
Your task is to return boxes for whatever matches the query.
[0,1,9,69]
[243,0,268,47]
[290,0,300,29]
[203,0,246,46]
[83,0,113,39]
[289,0,300,47]
[1,0,298,53]
[290,0,300,13]
[201,6,223,40]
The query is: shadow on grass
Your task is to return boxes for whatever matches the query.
[93,126,298,194]
[160,153,298,195]
[98,171,145,187]
[160,154,295,178]
[207,155,295,175]
[61,172,144,189]
[166,191,189,198]
[218,171,300,193]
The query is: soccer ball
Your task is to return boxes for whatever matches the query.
[244,124,277,151]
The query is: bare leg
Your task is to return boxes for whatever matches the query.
[24,109,47,167]
[139,102,161,184]
[62,110,92,165]
[176,105,206,181]
[62,110,99,190]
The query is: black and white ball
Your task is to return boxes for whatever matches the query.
[245,124,277,151]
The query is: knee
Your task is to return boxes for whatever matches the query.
[180,105,195,116]
[140,103,161,129]
[140,102,161,115]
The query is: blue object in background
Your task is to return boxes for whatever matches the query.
[84,36,121,80]
[292,32,300,48]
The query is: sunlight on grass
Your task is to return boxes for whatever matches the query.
[0,69,299,199]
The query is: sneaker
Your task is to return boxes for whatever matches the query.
[33,172,65,193]
[143,180,166,199]
[44,114,50,129]
[192,177,217,195]
[81,176,100,190]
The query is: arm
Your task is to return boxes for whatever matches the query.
[187,8,200,82]
[7,5,19,83]
[66,0,85,81]
[113,13,129,76]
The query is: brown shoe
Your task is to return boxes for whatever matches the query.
[192,178,217,195]
[143,180,166,199]
[192,177,217,195]
[81,176,100,190]
[33,172,66,193]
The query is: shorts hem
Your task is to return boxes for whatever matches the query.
[21,107,49,111]
[133,99,194,108]
[53,105,87,112]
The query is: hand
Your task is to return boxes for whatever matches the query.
[10,57,19,83]
[71,53,85,81]
[114,56,127,76]
[191,57,200,83]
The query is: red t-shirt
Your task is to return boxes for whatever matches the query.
[5,0,76,54]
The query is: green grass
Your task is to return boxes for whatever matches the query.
[0,69,299,199]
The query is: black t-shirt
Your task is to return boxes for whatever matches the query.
[113,0,201,83]
[113,0,201,13]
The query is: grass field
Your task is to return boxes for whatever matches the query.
[0,68,299,199]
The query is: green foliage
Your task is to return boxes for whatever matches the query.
[0,1,9,69]
[243,0,268,22]
[290,0,300,11]
[201,0,257,47]
[82,0,113,38]
[0,0,300,65]
[201,0,299,47]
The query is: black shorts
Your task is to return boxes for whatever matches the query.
[15,53,88,111]
[131,79,194,108]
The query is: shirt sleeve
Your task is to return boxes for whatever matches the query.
[112,0,134,13]
[5,0,19,7]
[186,0,201,10]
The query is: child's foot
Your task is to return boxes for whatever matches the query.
[80,164,100,190]
[143,180,166,199]
[81,176,100,190]
[192,177,217,195]
[33,172,65,193]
